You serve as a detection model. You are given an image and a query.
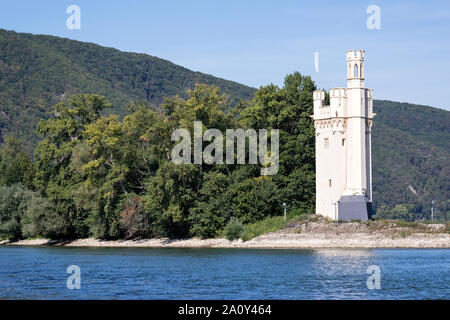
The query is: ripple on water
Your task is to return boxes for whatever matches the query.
[0,247,448,299]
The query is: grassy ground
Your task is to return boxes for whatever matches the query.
[241,213,313,241]
[365,219,450,232]
[239,215,449,241]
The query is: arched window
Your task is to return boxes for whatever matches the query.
[354,64,358,78]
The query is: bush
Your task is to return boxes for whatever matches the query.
[21,195,67,239]
[223,218,244,241]
[118,194,148,239]
[0,184,33,240]
[0,184,66,240]
[241,216,285,241]
[241,212,310,241]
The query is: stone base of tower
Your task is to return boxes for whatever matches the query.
[338,195,372,221]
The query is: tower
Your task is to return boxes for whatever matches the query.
[312,50,375,221]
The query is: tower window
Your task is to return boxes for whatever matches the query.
[324,138,329,148]
[354,64,358,78]
[342,138,345,146]
[329,179,332,187]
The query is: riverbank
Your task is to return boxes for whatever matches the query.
[2,218,449,248]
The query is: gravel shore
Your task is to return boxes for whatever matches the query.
[3,230,449,249]
[2,218,449,249]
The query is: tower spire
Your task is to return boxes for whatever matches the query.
[346,50,365,89]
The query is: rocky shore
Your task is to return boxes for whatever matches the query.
[2,219,449,249]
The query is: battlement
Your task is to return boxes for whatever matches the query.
[346,49,365,61]
[329,87,347,118]
[313,90,325,101]
[330,87,347,98]
[313,90,326,116]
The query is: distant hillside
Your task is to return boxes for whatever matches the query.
[0,29,448,219]
[0,29,255,153]
[374,100,450,151]
[372,100,449,219]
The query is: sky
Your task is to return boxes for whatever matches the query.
[0,0,449,110]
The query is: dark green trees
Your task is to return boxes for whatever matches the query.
[0,73,317,240]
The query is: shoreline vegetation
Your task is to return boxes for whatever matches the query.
[0,79,319,242]
[2,216,449,249]
[1,30,449,248]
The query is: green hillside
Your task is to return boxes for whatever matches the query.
[371,112,449,220]
[374,100,450,151]
[0,29,448,221]
[0,29,255,153]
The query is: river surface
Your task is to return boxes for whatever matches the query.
[0,246,448,299]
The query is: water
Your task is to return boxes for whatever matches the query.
[0,246,448,299]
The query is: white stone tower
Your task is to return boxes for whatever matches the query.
[312,50,375,221]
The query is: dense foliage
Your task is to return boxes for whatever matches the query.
[223,218,244,241]
[0,73,317,240]
[372,102,449,221]
[0,29,448,239]
[0,29,255,154]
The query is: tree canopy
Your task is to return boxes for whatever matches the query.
[0,74,319,240]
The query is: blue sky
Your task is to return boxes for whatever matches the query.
[1,0,449,109]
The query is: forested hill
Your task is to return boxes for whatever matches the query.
[374,100,450,151]
[371,100,449,219]
[0,28,448,220]
[0,29,255,153]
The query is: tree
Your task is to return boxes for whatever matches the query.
[0,137,33,188]
[21,195,67,239]
[375,204,416,221]
[0,184,32,240]
[33,94,112,238]
[236,72,316,213]
[117,194,148,239]
[143,162,201,237]
[189,171,231,238]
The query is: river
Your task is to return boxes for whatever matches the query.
[0,246,448,299]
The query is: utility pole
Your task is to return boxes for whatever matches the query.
[283,203,287,225]
[333,202,338,226]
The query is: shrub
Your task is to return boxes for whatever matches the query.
[118,195,148,239]
[0,184,33,240]
[0,184,67,240]
[21,195,67,239]
[223,218,244,241]
[241,216,285,241]
[241,212,310,241]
